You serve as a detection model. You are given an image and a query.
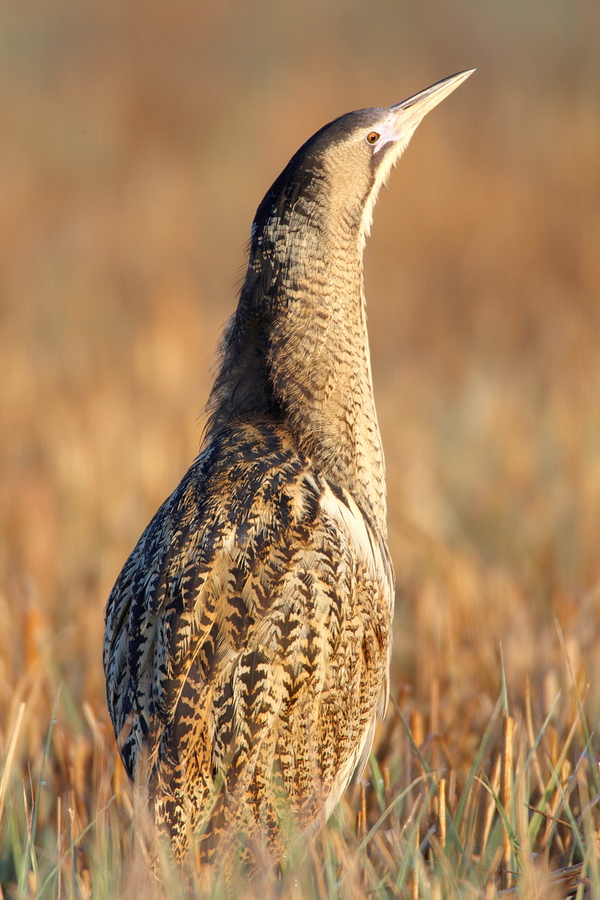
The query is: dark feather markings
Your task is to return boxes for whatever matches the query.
[104,420,392,860]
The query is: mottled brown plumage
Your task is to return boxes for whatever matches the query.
[104,70,473,867]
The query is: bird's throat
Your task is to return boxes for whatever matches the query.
[269,235,386,532]
[208,219,387,534]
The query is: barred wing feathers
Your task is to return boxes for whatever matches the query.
[103,420,393,858]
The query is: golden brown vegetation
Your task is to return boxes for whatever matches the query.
[1,1,599,896]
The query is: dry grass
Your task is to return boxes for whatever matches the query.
[1,0,600,896]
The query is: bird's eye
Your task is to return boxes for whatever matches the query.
[366,131,380,145]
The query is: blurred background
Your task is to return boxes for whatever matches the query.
[1,0,599,731]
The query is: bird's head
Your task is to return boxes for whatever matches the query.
[253,70,474,254]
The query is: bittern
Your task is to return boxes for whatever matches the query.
[104,69,473,866]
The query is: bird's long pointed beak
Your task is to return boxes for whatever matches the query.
[384,69,475,146]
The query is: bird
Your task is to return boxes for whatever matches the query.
[103,69,474,869]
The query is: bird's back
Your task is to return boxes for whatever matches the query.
[104,418,393,861]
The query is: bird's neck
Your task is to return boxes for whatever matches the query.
[207,212,387,534]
